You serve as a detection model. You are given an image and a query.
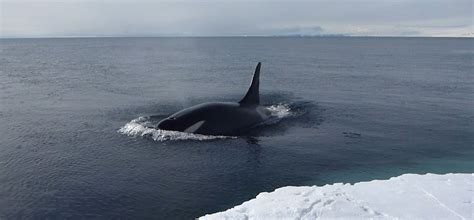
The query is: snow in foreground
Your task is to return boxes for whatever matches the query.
[200,173,473,220]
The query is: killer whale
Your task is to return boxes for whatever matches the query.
[157,62,270,136]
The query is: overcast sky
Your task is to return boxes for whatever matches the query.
[1,0,472,38]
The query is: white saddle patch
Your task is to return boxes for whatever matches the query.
[184,120,205,133]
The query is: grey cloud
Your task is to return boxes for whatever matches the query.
[398,30,422,36]
[1,0,472,38]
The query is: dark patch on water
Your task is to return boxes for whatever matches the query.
[343,132,361,138]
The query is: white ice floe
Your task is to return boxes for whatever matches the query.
[200,173,473,220]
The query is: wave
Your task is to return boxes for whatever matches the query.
[118,103,295,142]
[118,116,232,141]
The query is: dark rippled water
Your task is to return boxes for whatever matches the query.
[0,37,473,219]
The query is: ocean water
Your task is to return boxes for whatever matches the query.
[0,37,472,219]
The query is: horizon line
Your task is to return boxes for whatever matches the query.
[1,35,473,39]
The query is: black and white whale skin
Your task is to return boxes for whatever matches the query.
[157,62,271,136]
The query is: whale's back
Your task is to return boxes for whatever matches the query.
[187,102,269,135]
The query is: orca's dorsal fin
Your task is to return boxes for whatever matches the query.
[239,62,261,105]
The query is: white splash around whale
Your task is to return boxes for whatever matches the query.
[118,116,232,141]
[268,103,293,118]
[118,103,293,141]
